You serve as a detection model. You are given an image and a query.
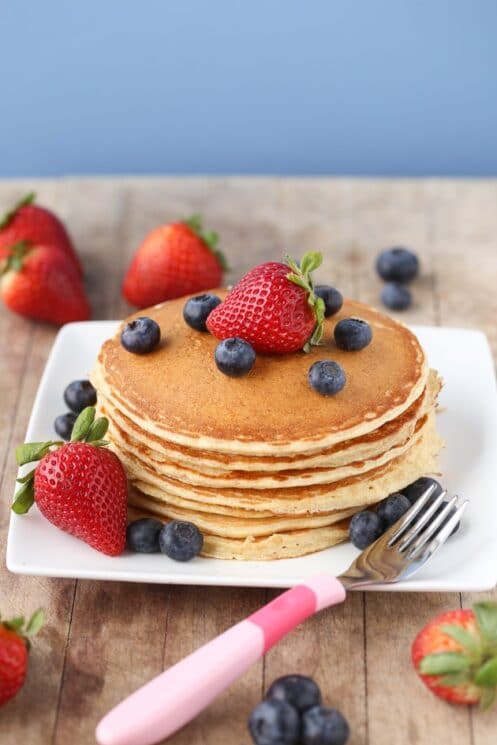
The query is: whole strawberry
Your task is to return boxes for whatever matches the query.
[412,602,497,709]
[0,192,82,276]
[12,408,127,556]
[207,253,325,354]
[123,215,227,308]
[0,241,90,325]
[0,609,44,706]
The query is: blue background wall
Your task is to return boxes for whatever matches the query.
[1,1,496,177]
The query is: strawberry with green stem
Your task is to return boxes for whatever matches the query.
[13,407,127,556]
[412,601,497,709]
[0,608,44,706]
[206,252,326,354]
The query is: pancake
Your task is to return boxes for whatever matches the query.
[91,293,428,456]
[99,369,441,473]
[122,415,443,516]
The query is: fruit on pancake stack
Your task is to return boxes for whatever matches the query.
[91,251,443,560]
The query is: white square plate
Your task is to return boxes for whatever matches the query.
[6,322,497,591]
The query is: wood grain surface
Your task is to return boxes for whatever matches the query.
[0,177,496,744]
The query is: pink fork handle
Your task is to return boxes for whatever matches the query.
[96,575,345,745]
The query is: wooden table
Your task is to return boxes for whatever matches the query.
[1,177,496,745]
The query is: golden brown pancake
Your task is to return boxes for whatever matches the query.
[91,293,428,455]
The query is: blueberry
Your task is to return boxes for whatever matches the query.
[381,282,412,311]
[376,247,419,283]
[315,286,343,318]
[126,518,163,553]
[402,477,443,506]
[121,316,161,354]
[248,699,300,745]
[334,318,372,352]
[183,294,221,332]
[63,380,97,413]
[214,337,256,377]
[349,510,383,550]
[301,705,350,745]
[159,520,203,561]
[308,361,346,396]
[54,412,78,441]
[376,493,411,529]
[266,675,322,713]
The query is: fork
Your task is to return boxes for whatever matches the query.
[96,485,467,745]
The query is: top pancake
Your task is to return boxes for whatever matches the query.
[92,292,428,455]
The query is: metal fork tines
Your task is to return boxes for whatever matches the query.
[339,484,469,588]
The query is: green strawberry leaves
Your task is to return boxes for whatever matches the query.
[285,252,326,352]
[184,214,229,272]
[12,407,109,515]
[0,241,31,277]
[440,623,481,658]
[474,601,497,651]
[2,607,45,649]
[419,652,471,675]
[0,192,35,230]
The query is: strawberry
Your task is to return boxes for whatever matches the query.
[122,214,227,308]
[412,602,497,709]
[0,192,82,276]
[0,609,44,706]
[0,241,90,325]
[12,408,127,556]
[206,252,325,354]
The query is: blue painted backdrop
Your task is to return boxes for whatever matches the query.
[1,1,496,177]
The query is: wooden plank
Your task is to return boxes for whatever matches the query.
[348,180,471,745]
[428,180,497,745]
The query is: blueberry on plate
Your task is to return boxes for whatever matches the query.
[315,286,343,318]
[301,705,350,745]
[266,674,322,713]
[308,360,346,396]
[381,282,412,311]
[376,247,419,283]
[402,477,443,505]
[159,520,204,561]
[334,318,372,352]
[349,510,383,550]
[126,518,163,553]
[54,412,78,441]
[63,380,97,413]
[121,316,161,354]
[376,493,411,529]
[248,699,300,745]
[183,294,222,332]
[214,337,256,377]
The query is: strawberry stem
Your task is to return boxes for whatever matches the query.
[183,214,229,272]
[285,252,326,352]
[0,192,35,230]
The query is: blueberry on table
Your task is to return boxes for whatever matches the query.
[54,412,78,441]
[214,337,256,377]
[159,520,204,561]
[376,247,419,283]
[183,294,222,332]
[266,674,322,713]
[120,317,161,354]
[381,282,412,311]
[402,477,443,505]
[315,286,343,318]
[349,510,383,549]
[376,493,411,529]
[63,380,97,413]
[301,705,350,745]
[334,318,372,351]
[126,518,163,553]
[248,699,300,745]
[308,360,346,396]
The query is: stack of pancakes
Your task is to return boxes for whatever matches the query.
[91,292,443,560]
